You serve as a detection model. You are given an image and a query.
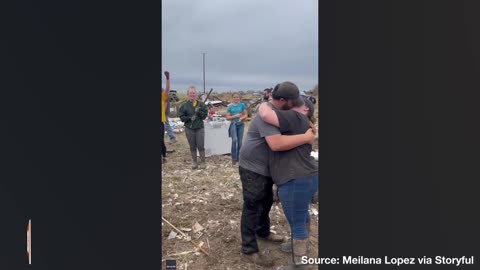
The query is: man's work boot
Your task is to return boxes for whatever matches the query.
[240,252,274,267]
[257,233,285,243]
[190,151,198,169]
[198,150,206,169]
[280,241,292,253]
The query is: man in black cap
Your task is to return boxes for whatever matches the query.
[238,81,315,267]
[269,82,305,109]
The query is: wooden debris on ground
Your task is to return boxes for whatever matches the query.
[162,217,210,256]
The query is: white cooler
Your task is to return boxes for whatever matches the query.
[201,120,231,157]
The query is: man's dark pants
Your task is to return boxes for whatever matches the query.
[239,166,274,254]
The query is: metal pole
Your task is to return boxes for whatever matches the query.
[203,53,206,96]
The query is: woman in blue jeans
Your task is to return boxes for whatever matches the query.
[226,93,247,165]
[258,96,318,269]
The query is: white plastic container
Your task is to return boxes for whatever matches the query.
[202,120,231,157]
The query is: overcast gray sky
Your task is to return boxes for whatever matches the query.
[162,0,318,93]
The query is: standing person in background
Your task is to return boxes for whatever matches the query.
[160,71,170,164]
[164,96,177,143]
[207,105,216,121]
[226,93,247,165]
[178,86,208,169]
[263,87,273,101]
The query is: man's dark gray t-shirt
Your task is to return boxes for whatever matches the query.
[269,110,318,185]
[239,114,281,177]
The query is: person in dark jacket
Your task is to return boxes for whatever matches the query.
[178,86,208,169]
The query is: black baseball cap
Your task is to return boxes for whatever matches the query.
[271,81,303,106]
[300,97,315,120]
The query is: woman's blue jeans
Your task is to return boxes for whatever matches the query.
[230,122,244,161]
[278,175,318,239]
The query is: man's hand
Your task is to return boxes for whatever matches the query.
[164,71,170,80]
[305,128,316,145]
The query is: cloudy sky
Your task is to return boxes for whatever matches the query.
[162,0,318,93]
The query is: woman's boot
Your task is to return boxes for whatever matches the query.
[198,150,206,169]
[277,238,309,269]
[280,219,311,253]
[190,151,198,169]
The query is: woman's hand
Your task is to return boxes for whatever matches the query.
[309,121,316,134]
[305,128,316,145]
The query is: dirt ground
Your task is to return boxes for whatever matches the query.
[161,120,319,270]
